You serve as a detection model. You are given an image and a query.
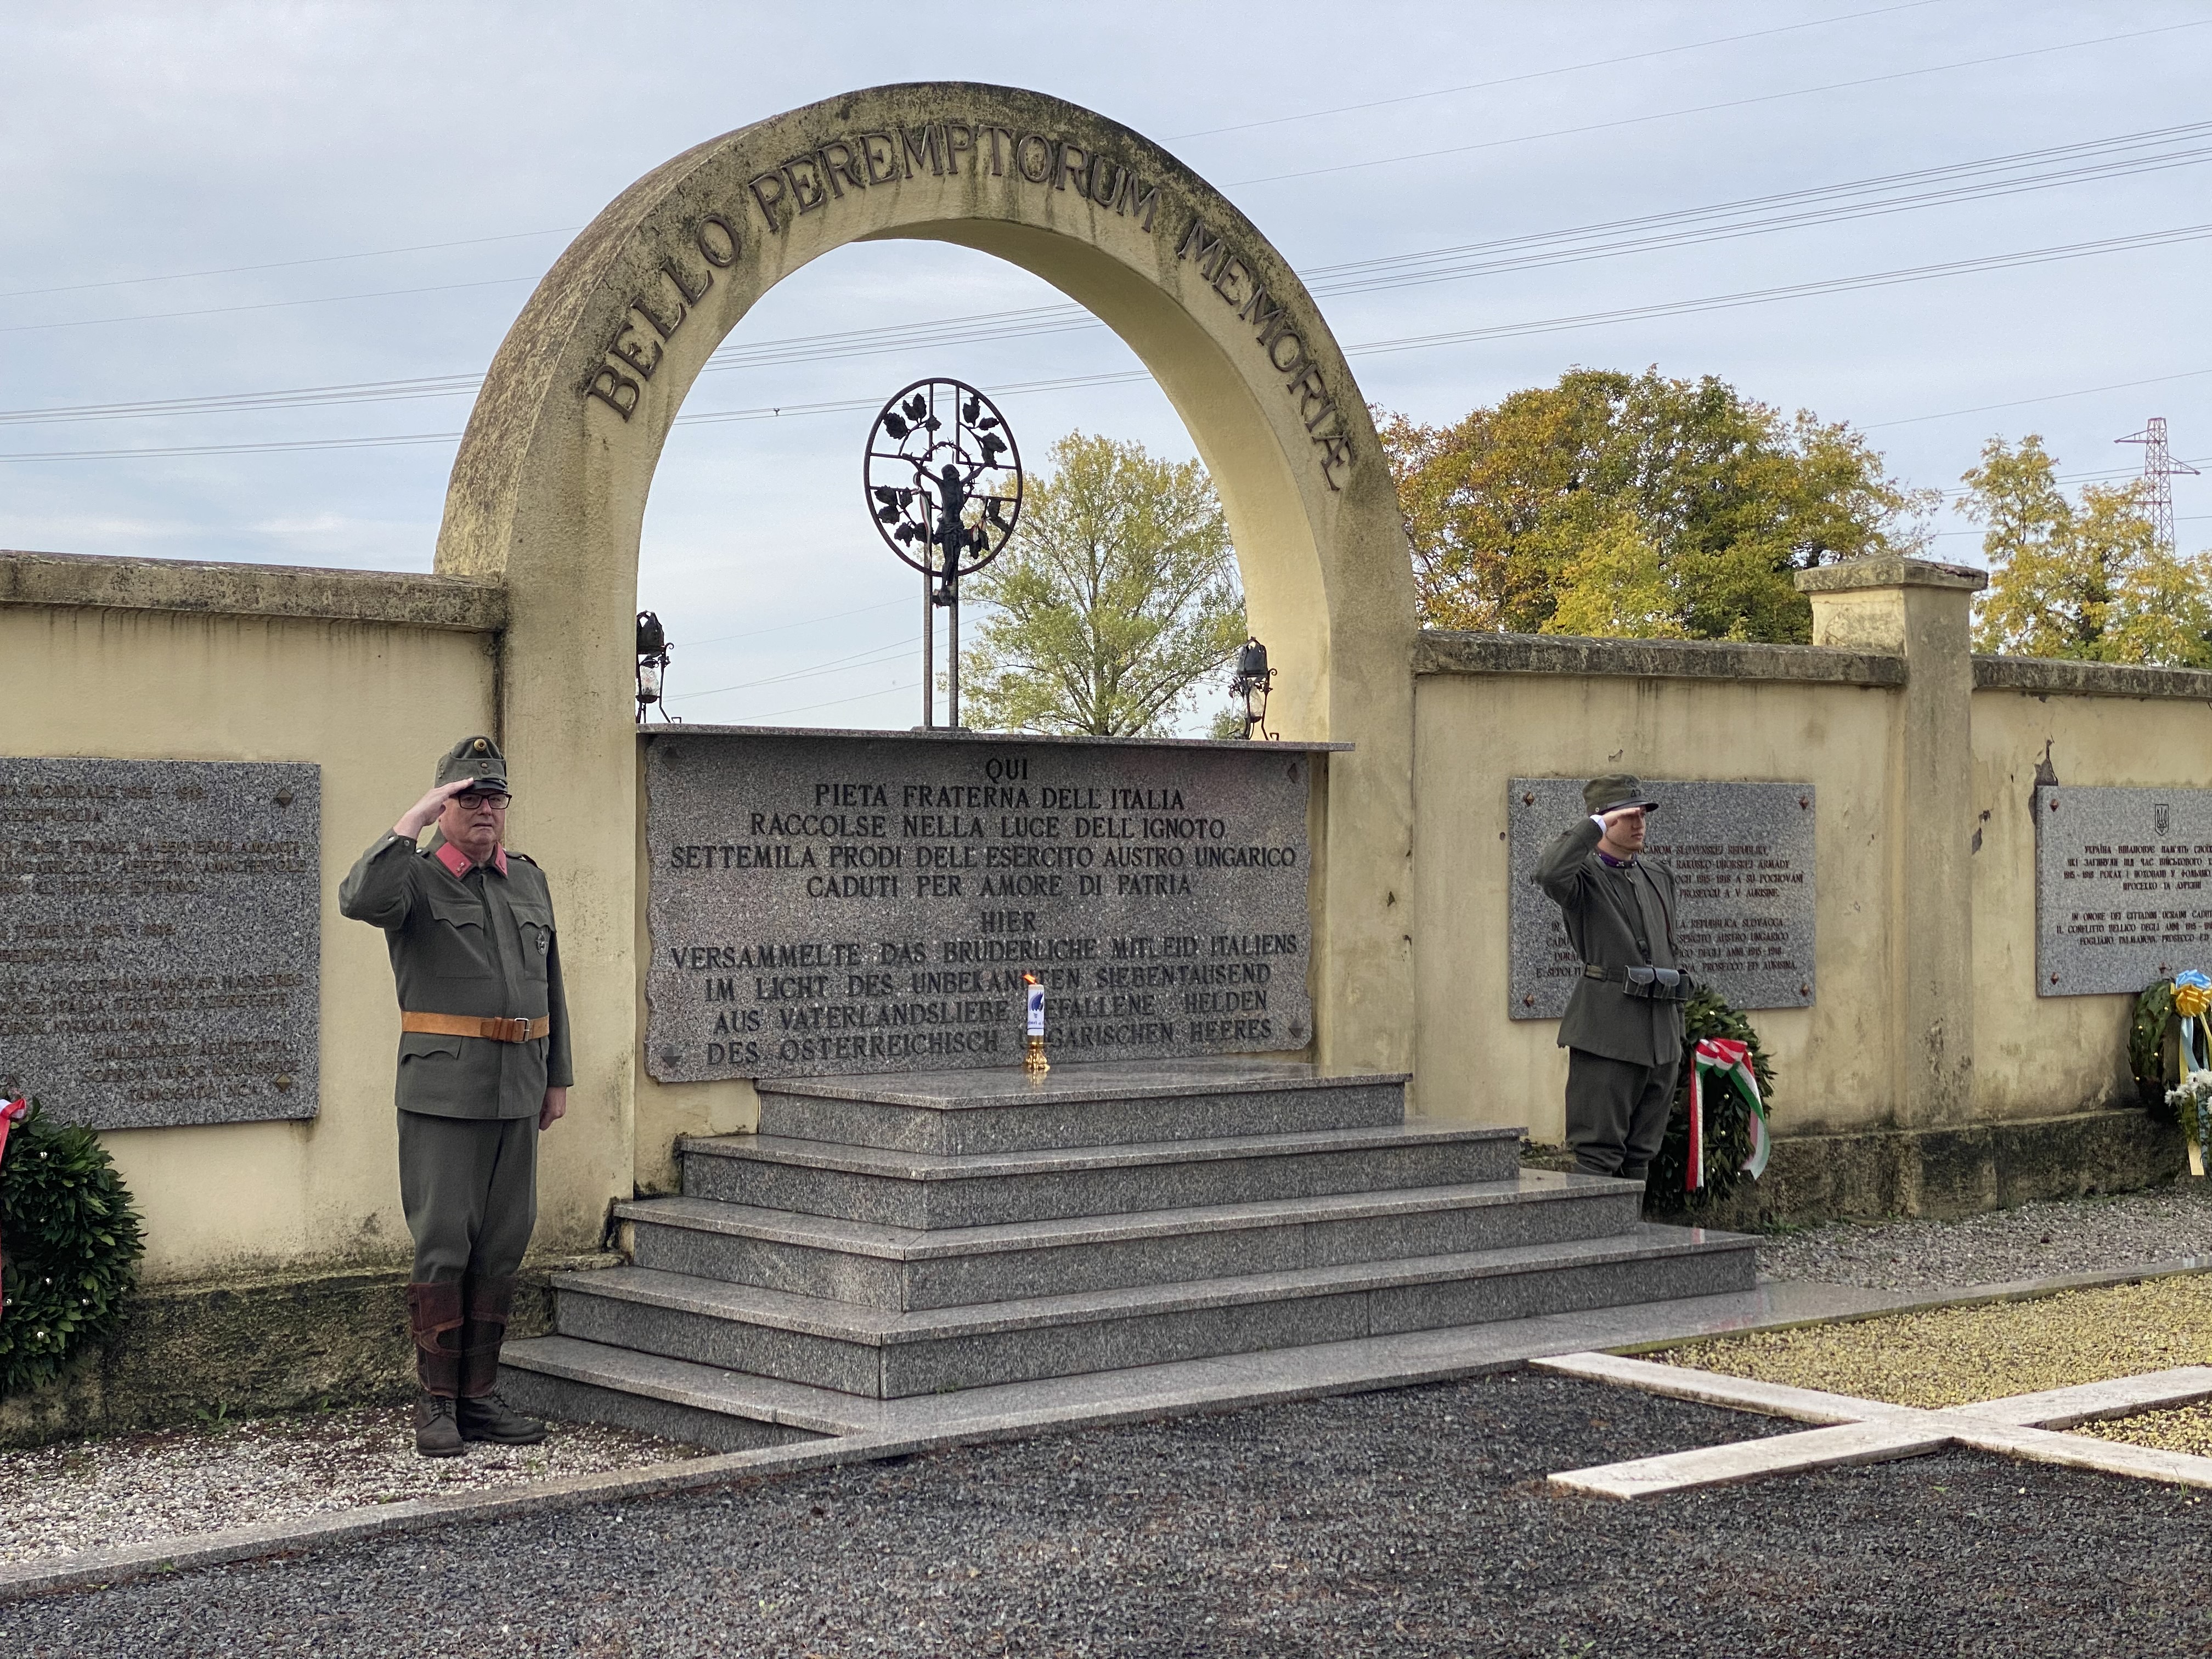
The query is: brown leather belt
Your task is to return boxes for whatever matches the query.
[401,1012,549,1043]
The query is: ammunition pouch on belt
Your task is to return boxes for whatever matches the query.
[1583,963,1696,1002]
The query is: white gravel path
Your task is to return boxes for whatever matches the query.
[1757,1181,2212,1288]
[8,1404,706,1564]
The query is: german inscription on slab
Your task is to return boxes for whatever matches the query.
[0,758,320,1130]
[643,730,1316,1080]
[2036,785,2212,996]
[1508,778,1816,1020]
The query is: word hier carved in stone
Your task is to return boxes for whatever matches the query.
[1508,778,1816,1020]
[0,757,320,1131]
[2035,784,2212,995]
[642,730,1317,1080]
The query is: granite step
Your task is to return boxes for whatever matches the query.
[621,1170,1644,1311]
[757,1061,1408,1155]
[680,1122,1521,1229]
[548,1226,1758,1399]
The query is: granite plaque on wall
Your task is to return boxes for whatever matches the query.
[2035,784,2212,996]
[643,729,1320,1080]
[1508,778,1816,1020]
[0,758,320,1131]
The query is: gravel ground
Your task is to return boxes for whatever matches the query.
[1754,1180,2212,1287]
[1664,1275,2212,1408]
[7,1372,2210,1659]
[4,1404,706,1564]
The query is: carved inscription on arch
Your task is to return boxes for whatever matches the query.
[575,112,1352,491]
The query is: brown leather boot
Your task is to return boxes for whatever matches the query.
[456,1274,546,1446]
[407,1280,466,1457]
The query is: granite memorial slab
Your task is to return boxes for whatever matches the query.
[0,757,320,1130]
[2035,784,2212,996]
[643,728,1325,1080]
[1508,777,1816,1020]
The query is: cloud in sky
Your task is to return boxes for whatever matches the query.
[3,0,2208,726]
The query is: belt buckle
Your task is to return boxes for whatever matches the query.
[495,1016,528,1043]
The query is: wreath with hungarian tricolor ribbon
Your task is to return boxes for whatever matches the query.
[1652,989,1777,1206]
[0,1099,146,1398]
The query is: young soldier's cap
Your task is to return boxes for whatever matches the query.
[435,735,511,794]
[1583,773,1659,815]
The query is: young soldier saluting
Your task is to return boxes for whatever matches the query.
[1533,775,1689,1184]
[341,736,572,1457]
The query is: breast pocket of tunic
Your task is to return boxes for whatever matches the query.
[423,893,494,977]
[510,904,554,981]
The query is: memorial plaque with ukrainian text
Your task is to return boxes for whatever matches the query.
[643,729,1320,1080]
[2035,785,2212,996]
[0,757,320,1130]
[1508,778,1816,1020]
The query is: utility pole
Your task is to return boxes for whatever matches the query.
[2116,417,2199,555]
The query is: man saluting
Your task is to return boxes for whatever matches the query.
[341,736,571,1457]
[1534,775,1689,1184]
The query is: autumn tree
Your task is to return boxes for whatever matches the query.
[961,432,1246,735]
[1379,368,1934,641]
[1962,434,2212,666]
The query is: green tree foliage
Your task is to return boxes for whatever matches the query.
[1379,367,1934,641]
[962,432,1246,735]
[1961,435,2212,667]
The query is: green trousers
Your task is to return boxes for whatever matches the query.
[1565,1049,1678,1180]
[397,1111,539,1283]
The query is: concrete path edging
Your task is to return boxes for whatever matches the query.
[8,1255,2210,1604]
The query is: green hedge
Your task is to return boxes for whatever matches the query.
[1,1102,145,1398]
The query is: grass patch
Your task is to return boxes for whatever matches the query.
[1658,1276,2212,1408]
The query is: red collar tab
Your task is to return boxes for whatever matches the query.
[433,841,506,878]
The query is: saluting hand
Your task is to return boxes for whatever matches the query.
[394,778,476,840]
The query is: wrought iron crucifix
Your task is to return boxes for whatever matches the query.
[862,379,1023,729]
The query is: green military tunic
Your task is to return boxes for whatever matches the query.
[1533,816,1685,1066]
[338,828,573,1117]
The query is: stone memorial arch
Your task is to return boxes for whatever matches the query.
[433,83,1420,1198]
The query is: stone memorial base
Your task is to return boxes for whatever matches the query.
[498,1061,1757,1449]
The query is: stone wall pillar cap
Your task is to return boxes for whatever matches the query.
[1794,554,1987,595]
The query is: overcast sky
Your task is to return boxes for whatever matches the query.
[5,1,2209,730]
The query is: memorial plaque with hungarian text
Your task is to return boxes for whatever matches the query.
[643,729,1321,1080]
[0,758,319,1130]
[2036,785,2212,996]
[1508,778,1816,1019]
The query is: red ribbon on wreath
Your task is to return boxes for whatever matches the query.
[1686,1038,1771,1193]
[0,1097,26,1309]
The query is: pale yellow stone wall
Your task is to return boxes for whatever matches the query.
[1971,685,2212,1121]
[0,586,504,1283]
[1411,663,1901,1142]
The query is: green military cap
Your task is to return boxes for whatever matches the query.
[435,735,511,795]
[1584,773,1659,815]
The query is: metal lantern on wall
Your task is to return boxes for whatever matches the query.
[636,610,674,724]
[1230,636,1276,740]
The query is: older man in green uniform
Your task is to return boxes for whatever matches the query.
[1533,775,1689,1183]
[340,735,572,1457]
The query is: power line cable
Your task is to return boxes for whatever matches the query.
[0,276,532,337]
[668,635,924,699]
[1227,19,2212,189]
[1864,367,2212,428]
[670,595,911,648]
[10,119,2209,430]
[9,218,2212,464]
[0,228,578,302]
[1167,0,1965,140]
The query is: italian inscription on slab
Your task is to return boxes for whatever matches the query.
[2036,785,2212,995]
[1508,778,1816,1019]
[0,758,320,1131]
[644,730,1318,1080]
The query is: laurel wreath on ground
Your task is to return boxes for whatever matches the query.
[2131,980,2182,1120]
[1650,988,1777,1208]
[0,1101,145,1397]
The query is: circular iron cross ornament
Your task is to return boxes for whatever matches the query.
[862,379,1023,588]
